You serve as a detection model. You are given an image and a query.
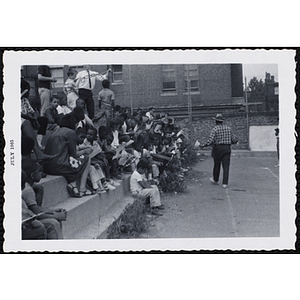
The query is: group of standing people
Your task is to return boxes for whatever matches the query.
[38,64,112,120]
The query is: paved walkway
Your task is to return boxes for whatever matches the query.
[142,151,279,238]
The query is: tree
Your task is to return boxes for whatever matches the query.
[247,76,265,100]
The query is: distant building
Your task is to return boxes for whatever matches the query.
[246,72,279,112]
[21,63,244,112]
[265,72,279,111]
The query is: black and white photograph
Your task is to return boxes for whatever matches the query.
[2,49,296,252]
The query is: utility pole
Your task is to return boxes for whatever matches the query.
[128,65,133,114]
[186,64,193,142]
[245,77,250,150]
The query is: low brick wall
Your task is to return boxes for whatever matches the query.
[176,112,278,150]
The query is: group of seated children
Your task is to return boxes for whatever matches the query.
[21,75,190,237]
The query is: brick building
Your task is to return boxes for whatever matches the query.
[21,63,244,112]
[264,72,279,112]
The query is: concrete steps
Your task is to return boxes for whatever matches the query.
[73,195,135,239]
[97,195,135,239]
[24,173,133,239]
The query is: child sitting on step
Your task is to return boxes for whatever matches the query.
[85,127,121,187]
[76,128,116,193]
[130,160,164,216]
[22,170,47,240]
[141,141,162,181]
[22,158,67,239]
[43,96,61,131]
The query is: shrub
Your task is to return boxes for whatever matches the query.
[182,145,201,167]
[159,170,186,193]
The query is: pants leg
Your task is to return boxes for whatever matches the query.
[40,218,63,239]
[39,88,51,116]
[22,220,47,240]
[36,116,48,135]
[212,148,222,183]
[86,96,95,120]
[79,89,95,119]
[139,185,161,207]
[221,152,231,185]
[89,165,105,188]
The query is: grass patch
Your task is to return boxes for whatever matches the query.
[106,196,150,239]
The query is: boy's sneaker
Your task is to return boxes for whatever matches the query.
[106,182,116,190]
[97,182,107,193]
[151,208,163,216]
[96,187,106,194]
[108,179,121,186]
[222,184,228,189]
[154,204,165,210]
[102,181,110,191]
[210,178,219,185]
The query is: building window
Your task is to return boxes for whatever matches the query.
[274,86,279,95]
[184,80,199,92]
[112,65,123,83]
[162,64,176,93]
[184,64,199,92]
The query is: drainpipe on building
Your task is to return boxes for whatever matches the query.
[128,65,133,114]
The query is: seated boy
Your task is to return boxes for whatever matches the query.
[22,170,47,240]
[130,160,164,216]
[22,158,67,239]
[76,127,116,192]
[43,96,60,131]
[75,98,94,130]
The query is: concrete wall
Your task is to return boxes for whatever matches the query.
[176,113,278,150]
[249,126,277,151]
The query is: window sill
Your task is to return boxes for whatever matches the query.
[160,92,178,96]
[111,82,124,86]
[183,91,200,95]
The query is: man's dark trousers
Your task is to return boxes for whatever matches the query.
[212,144,231,185]
[79,88,94,119]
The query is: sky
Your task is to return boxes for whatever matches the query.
[243,64,278,82]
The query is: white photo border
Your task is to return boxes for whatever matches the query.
[2,48,297,252]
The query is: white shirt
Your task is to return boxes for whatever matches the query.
[57,105,71,115]
[76,70,107,90]
[111,130,119,148]
[130,170,144,193]
[146,111,154,121]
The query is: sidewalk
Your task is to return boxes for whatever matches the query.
[141,151,279,238]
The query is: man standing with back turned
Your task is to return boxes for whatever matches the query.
[75,65,111,119]
[202,113,238,189]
